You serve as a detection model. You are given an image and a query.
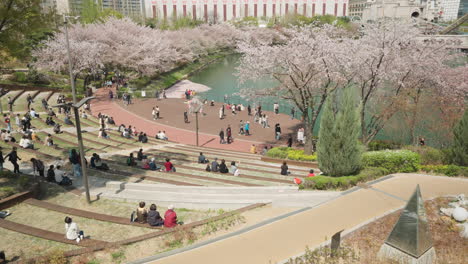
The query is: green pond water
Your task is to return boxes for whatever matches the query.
[190,54,290,113]
[189,54,448,147]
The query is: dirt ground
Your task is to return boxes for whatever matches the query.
[116,98,303,147]
[343,197,468,264]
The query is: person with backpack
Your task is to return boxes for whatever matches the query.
[47,165,56,182]
[127,153,137,166]
[30,158,45,179]
[69,149,81,177]
[4,147,21,173]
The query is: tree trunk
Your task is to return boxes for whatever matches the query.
[360,99,368,146]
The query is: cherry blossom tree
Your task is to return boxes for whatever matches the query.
[33,18,241,79]
[237,25,356,154]
[351,20,467,145]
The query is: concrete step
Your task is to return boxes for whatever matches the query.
[98,183,340,209]
[105,181,299,194]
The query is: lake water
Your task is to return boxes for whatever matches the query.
[189,54,449,147]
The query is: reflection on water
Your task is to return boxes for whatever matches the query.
[189,54,449,147]
[190,54,292,114]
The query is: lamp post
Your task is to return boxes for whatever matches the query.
[188,97,203,146]
[63,15,92,203]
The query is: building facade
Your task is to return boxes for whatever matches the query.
[348,0,366,19]
[362,0,442,21]
[440,0,463,21]
[67,0,146,19]
[148,0,349,21]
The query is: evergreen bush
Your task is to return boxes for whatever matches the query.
[451,108,468,166]
[317,87,362,176]
[301,167,389,190]
[362,150,420,173]
[265,147,317,161]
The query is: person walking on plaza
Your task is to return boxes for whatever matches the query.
[155,106,160,119]
[238,120,245,135]
[275,123,281,140]
[219,107,223,120]
[226,125,232,144]
[287,135,293,147]
[273,102,279,114]
[247,104,252,116]
[152,107,157,120]
[184,110,189,123]
[244,121,250,136]
[30,158,45,179]
[4,114,11,132]
[219,129,225,144]
[26,93,33,110]
[7,96,13,112]
[5,147,21,173]
[290,107,296,120]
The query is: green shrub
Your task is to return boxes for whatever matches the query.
[420,164,467,177]
[302,167,388,190]
[368,140,401,151]
[266,147,317,161]
[403,146,445,165]
[362,150,420,173]
[12,72,27,83]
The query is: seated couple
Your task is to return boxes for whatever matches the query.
[46,165,73,186]
[90,153,109,171]
[141,158,161,171]
[155,131,168,141]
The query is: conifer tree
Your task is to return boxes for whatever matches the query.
[452,108,468,166]
[317,87,362,176]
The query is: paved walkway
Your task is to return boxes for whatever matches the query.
[143,174,468,264]
[91,88,297,152]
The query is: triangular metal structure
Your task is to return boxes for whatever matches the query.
[384,185,434,258]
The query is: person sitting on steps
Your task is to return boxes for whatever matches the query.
[147,204,164,227]
[164,205,182,228]
[219,159,228,174]
[135,202,148,224]
[137,149,147,161]
[149,158,161,171]
[198,152,209,164]
[211,158,219,172]
[126,153,137,166]
[64,216,85,243]
[281,161,290,175]
[164,158,175,172]
[55,165,72,186]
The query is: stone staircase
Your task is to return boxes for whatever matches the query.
[94,181,341,209]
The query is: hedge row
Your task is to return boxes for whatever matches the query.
[266,147,317,161]
[301,167,389,190]
[362,150,420,173]
[420,165,468,177]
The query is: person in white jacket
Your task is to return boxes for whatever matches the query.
[64,216,84,243]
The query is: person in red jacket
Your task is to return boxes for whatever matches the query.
[164,205,178,228]
[164,158,174,172]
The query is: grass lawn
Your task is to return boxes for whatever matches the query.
[0,90,23,112]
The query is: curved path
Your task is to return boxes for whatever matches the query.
[134,174,468,264]
[91,87,299,152]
